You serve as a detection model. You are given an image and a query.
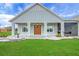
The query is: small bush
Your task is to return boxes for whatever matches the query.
[0,32,11,37]
[56,32,61,37]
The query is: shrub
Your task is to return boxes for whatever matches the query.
[56,32,61,37]
[0,32,11,37]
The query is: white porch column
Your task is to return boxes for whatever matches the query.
[61,22,64,37]
[17,24,21,34]
[78,22,79,36]
[44,22,47,36]
[27,22,30,36]
[12,23,15,36]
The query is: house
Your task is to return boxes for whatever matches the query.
[9,3,79,38]
[0,27,11,32]
[0,28,8,32]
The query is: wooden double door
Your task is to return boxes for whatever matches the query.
[34,24,41,35]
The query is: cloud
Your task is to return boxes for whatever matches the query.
[0,3,31,27]
[0,3,14,14]
[50,6,56,10]
[58,10,79,18]
[0,3,30,15]
[49,3,79,18]
[0,14,15,28]
[59,12,76,18]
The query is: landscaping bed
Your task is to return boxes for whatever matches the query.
[0,32,11,37]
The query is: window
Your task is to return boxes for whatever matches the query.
[47,26,53,32]
[47,28,53,32]
[22,27,28,32]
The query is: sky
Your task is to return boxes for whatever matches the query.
[0,3,79,27]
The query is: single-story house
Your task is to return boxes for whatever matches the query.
[9,3,79,37]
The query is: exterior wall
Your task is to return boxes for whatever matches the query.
[17,23,58,36]
[47,23,58,36]
[17,23,29,35]
[12,4,62,23]
[17,23,44,35]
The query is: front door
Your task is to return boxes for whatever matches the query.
[34,24,41,35]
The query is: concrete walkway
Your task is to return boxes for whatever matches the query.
[0,37,24,42]
[0,37,10,42]
[0,36,79,42]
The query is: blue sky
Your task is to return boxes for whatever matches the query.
[0,3,79,27]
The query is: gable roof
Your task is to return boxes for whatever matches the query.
[9,3,64,22]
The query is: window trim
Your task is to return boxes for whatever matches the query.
[47,28,53,32]
[22,26,28,32]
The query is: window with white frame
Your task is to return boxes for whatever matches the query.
[22,26,28,32]
[47,26,53,32]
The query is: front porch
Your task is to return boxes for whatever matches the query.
[11,22,65,37]
[7,22,79,40]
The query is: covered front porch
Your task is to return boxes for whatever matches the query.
[11,22,65,37]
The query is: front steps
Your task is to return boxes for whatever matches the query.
[7,34,60,40]
[7,35,47,39]
[7,34,79,40]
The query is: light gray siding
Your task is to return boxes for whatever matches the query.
[47,23,58,36]
[12,4,62,23]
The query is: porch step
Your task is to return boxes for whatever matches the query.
[7,35,48,39]
[7,34,58,40]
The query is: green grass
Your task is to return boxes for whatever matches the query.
[0,39,79,56]
[0,32,11,37]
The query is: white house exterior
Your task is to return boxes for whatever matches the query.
[9,3,79,38]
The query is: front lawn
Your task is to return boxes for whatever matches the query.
[0,39,79,56]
